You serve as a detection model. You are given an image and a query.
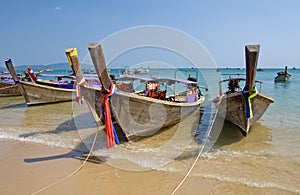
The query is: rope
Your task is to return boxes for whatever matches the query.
[31,128,99,195]
[170,104,218,195]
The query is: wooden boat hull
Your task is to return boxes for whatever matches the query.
[110,91,204,140]
[78,85,203,140]
[214,92,274,135]
[275,74,291,82]
[0,81,21,96]
[79,85,103,123]
[18,81,75,105]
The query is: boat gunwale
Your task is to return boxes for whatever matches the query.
[81,83,204,107]
[20,80,76,92]
[116,90,205,107]
[219,77,263,84]
[215,91,274,103]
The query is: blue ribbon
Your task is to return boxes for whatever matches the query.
[242,89,251,118]
[16,77,20,84]
[101,84,119,145]
[112,125,120,144]
[242,87,257,119]
[5,58,12,63]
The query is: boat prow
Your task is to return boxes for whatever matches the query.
[213,44,274,136]
[5,59,76,105]
[214,91,274,136]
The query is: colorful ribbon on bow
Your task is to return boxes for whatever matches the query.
[242,86,258,119]
[101,84,119,148]
[76,78,85,105]
[27,67,38,82]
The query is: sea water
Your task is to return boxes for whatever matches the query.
[0,68,299,193]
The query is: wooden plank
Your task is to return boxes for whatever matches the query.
[0,82,20,96]
[65,47,104,123]
[245,44,260,93]
[213,44,274,136]
[4,59,19,83]
[4,59,30,102]
[88,43,112,92]
[65,48,85,84]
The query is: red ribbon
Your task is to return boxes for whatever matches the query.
[27,67,38,82]
[101,84,117,149]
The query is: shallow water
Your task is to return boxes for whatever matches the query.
[0,68,299,193]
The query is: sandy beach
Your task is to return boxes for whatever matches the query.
[0,138,294,195]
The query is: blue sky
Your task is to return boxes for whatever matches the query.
[0,0,299,68]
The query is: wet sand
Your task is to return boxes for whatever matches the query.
[0,138,293,195]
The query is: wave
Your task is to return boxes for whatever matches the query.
[195,173,300,194]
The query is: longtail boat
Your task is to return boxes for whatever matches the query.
[66,43,205,141]
[275,66,291,82]
[5,59,76,105]
[0,73,21,96]
[213,45,274,136]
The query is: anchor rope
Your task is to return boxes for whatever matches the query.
[170,104,218,195]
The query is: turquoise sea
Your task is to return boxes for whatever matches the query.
[0,67,299,194]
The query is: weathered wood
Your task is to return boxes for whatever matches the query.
[65,47,103,123]
[214,44,274,136]
[5,59,74,105]
[245,44,260,92]
[4,59,18,82]
[20,82,75,105]
[215,92,274,135]
[110,91,204,140]
[0,82,21,96]
[65,48,85,84]
[88,43,112,92]
[5,59,30,102]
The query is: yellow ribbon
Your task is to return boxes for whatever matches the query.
[247,86,258,119]
[66,48,78,66]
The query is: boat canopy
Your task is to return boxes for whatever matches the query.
[117,76,153,82]
[82,73,98,78]
[39,74,75,79]
[153,78,197,85]
[0,73,13,79]
[117,76,197,85]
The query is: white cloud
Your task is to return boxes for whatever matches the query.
[55,6,61,11]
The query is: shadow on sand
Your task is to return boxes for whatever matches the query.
[22,112,127,164]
